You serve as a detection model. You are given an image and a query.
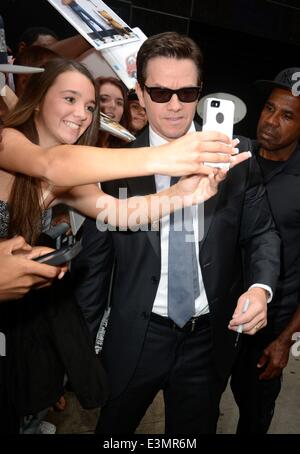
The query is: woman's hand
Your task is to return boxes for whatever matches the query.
[0,237,67,301]
[153,131,250,176]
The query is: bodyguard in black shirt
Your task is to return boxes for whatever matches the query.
[231,67,300,434]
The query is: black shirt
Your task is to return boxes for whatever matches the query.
[256,154,286,178]
[254,142,300,324]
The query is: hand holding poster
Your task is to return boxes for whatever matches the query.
[101,27,147,89]
[48,0,139,50]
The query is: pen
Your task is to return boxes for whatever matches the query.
[234,298,250,347]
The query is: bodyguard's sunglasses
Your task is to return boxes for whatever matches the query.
[144,85,202,103]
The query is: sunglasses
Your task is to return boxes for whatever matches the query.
[144,85,202,103]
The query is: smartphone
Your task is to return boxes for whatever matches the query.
[33,241,82,266]
[202,97,235,169]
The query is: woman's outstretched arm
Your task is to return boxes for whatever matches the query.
[55,166,245,228]
[0,128,247,186]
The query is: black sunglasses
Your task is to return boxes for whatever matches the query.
[144,85,202,103]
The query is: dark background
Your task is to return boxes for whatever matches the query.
[1,0,299,137]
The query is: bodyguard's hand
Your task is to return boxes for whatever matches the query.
[257,337,290,380]
[228,287,268,335]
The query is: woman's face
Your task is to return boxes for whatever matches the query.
[35,70,96,148]
[129,100,147,133]
[99,82,124,123]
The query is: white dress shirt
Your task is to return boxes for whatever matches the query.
[150,124,272,319]
[151,124,210,317]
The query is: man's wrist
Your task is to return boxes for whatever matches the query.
[248,284,272,303]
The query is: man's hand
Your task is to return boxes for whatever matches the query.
[256,304,300,380]
[0,237,66,302]
[257,337,290,380]
[173,139,251,204]
[174,168,227,203]
[228,287,268,335]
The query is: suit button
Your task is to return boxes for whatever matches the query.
[151,276,158,284]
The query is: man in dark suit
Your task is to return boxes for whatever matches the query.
[72,32,280,434]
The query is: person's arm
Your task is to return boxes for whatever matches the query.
[228,152,281,335]
[55,170,229,228]
[49,34,91,59]
[0,236,66,301]
[256,304,300,380]
[1,128,249,187]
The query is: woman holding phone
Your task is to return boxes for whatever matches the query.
[0,58,248,244]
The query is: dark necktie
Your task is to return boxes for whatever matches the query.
[167,177,200,327]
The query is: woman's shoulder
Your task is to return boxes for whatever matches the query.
[1,128,31,148]
[1,128,41,168]
[2,127,26,139]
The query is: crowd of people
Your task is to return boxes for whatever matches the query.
[0,21,299,435]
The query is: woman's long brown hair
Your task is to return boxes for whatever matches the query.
[4,58,100,244]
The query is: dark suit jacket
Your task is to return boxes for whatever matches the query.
[72,126,280,399]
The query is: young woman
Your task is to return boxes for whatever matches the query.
[97,76,130,147]
[0,58,246,245]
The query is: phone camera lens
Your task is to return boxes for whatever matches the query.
[211,100,220,108]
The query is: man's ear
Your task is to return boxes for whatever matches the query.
[135,82,146,109]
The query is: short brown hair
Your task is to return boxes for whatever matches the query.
[136,32,203,87]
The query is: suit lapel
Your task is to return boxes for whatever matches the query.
[127,124,224,255]
[199,192,221,251]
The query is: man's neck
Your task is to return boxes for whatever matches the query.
[149,123,195,147]
[259,142,297,161]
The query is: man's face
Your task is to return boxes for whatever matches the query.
[257,87,300,152]
[136,57,199,141]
